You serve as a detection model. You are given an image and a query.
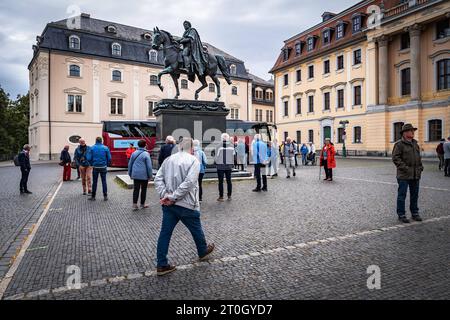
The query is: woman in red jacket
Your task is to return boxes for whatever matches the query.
[126,143,136,164]
[320,138,336,181]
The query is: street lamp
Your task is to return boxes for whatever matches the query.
[339,120,349,157]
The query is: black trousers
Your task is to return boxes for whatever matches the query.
[198,173,204,200]
[254,164,267,190]
[217,169,232,197]
[324,161,333,179]
[20,169,29,192]
[133,179,148,205]
[445,159,450,176]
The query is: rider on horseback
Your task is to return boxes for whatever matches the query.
[179,21,209,82]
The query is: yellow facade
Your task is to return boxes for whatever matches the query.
[272,0,450,156]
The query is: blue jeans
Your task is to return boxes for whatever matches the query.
[301,154,307,165]
[92,169,107,197]
[157,205,208,267]
[397,179,420,217]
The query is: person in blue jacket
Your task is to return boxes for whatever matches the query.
[252,134,268,192]
[128,139,153,210]
[300,143,309,165]
[87,137,112,201]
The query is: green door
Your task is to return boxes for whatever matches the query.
[323,126,331,140]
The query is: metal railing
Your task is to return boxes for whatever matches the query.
[383,0,431,18]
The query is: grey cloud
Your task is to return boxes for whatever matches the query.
[0,0,356,96]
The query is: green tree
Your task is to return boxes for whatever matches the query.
[0,86,29,159]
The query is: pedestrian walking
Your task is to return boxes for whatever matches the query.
[444,136,450,177]
[158,135,177,167]
[18,144,32,194]
[193,139,207,202]
[320,138,336,181]
[236,138,246,171]
[154,137,215,276]
[215,133,234,201]
[300,143,308,165]
[87,137,112,201]
[60,145,72,181]
[252,134,268,192]
[293,140,299,167]
[74,138,92,195]
[436,139,445,171]
[283,137,297,178]
[128,140,152,210]
[392,123,424,223]
[126,143,136,164]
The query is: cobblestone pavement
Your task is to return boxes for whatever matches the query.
[1,159,449,299]
[0,164,60,277]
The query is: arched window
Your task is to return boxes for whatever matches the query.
[69,65,80,77]
[229,64,237,76]
[266,91,273,101]
[181,79,188,89]
[428,119,442,142]
[209,83,215,92]
[149,50,158,63]
[393,122,405,142]
[437,59,450,90]
[150,75,158,86]
[231,86,238,95]
[69,35,80,50]
[112,70,122,82]
[112,43,122,56]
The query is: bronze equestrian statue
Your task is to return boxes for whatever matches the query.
[151,21,232,101]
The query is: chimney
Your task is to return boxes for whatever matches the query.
[81,13,90,18]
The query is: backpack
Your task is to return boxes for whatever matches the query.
[13,154,20,166]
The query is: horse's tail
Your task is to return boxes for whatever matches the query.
[216,55,232,85]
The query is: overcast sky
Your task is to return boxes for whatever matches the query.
[0,0,357,98]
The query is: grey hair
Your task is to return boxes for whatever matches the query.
[221,133,230,142]
[179,137,193,152]
[193,139,201,147]
[166,135,175,143]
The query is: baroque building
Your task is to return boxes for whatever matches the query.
[270,0,449,156]
[28,14,274,160]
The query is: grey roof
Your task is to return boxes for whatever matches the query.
[248,73,274,87]
[40,15,246,75]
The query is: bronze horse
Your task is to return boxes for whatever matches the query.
[151,27,232,101]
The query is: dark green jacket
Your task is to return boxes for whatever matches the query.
[392,138,423,180]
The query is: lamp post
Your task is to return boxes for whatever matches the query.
[339,120,349,157]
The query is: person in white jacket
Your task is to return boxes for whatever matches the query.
[154,137,215,276]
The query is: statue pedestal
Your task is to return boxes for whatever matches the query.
[152,99,229,168]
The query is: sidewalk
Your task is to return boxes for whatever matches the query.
[335,155,439,162]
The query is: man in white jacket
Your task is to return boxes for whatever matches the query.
[154,137,215,276]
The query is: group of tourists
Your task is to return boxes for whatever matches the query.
[58,137,112,201]
[15,122,444,276]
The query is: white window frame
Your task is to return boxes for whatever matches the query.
[149,50,158,63]
[66,94,83,113]
[69,35,80,50]
[68,64,82,77]
[110,97,124,115]
[111,69,122,82]
[112,43,122,56]
[230,64,237,76]
[353,126,362,144]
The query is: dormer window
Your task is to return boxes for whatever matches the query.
[352,14,363,33]
[336,22,347,40]
[142,33,152,40]
[322,28,333,45]
[295,42,302,56]
[307,36,317,52]
[282,47,290,61]
[149,49,158,62]
[229,64,237,75]
[106,25,117,33]
[69,35,80,50]
[112,43,121,56]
